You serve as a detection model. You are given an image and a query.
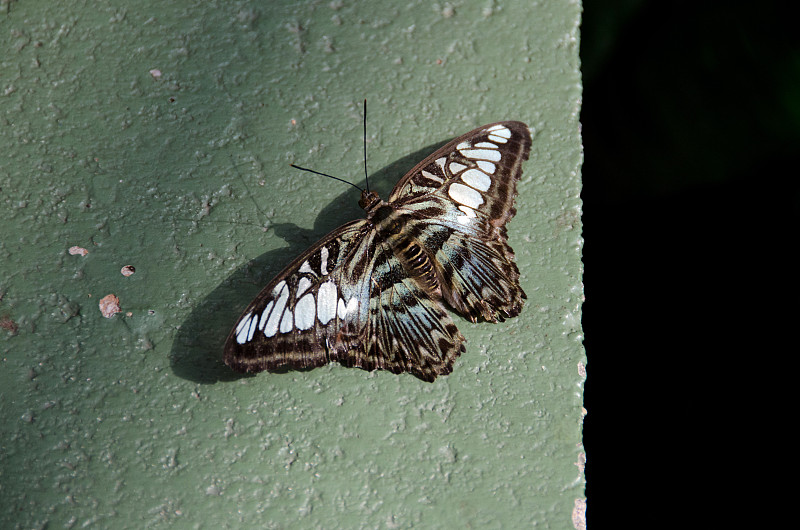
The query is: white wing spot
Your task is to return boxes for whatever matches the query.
[264,283,289,337]
[272,280,287,297]
[317,281,337,324]
[295,293,316,330]
[486,124,511,138]
[477,160,496,174]
[297,277,312,297]
[461,168,491,191]
[246,314,258,342]
[456,205,477,225]
[459,148,501,162]
[337,297,358,319]
[346,297,358,316]
[459,205,477,217]
[488,134,508,144]
[449,162,467,174]
[235,312,252,335]
[299,261,313,274]
[279,307,293,333]
[449,183,484,209]
[474,142,498,149]
[421,169,444,183]
[236,313,259,344]
[258,301,274,331]
[434,157,447,172]
[235,311,253,344]
[320,246,329,276]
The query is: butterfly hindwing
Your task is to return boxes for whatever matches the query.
[360,239,465,382]
[436,233,525,322]
[224,121,531,381]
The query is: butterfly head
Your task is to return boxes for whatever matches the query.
[358,189,382,211]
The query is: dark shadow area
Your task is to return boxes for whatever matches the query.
[169,140,449,384]
[581,1,799,526]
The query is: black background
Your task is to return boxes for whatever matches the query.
[581,1,797,525]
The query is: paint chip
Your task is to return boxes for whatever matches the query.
[99,294,121,318]
[572,498,587,530]
[0,315,18,335]
[69,246,89,256]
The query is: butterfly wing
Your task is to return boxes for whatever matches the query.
[223,220,370,374]
[388,121,532,322]
[224,219,464,381]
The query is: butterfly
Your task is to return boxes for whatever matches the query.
[224,121,531,382]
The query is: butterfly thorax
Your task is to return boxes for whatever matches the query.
[364,197,442,299]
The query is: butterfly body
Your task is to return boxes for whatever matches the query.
[225,121,531,382]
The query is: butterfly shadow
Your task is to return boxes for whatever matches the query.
[169,140,450,384]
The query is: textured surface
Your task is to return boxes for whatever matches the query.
[0,1,584,528]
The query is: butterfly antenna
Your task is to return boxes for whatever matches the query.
[363,99,370,193]
[289,164,364,193]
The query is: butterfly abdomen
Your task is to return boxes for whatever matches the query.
[394,239,440,296]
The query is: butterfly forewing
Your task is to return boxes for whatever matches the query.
[389,121,530,226]
[224,121,532,381]
[224,221,370,373]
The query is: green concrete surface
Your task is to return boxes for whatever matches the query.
[1,1,584,527]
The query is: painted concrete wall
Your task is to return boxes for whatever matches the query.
[1,1,584,527]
